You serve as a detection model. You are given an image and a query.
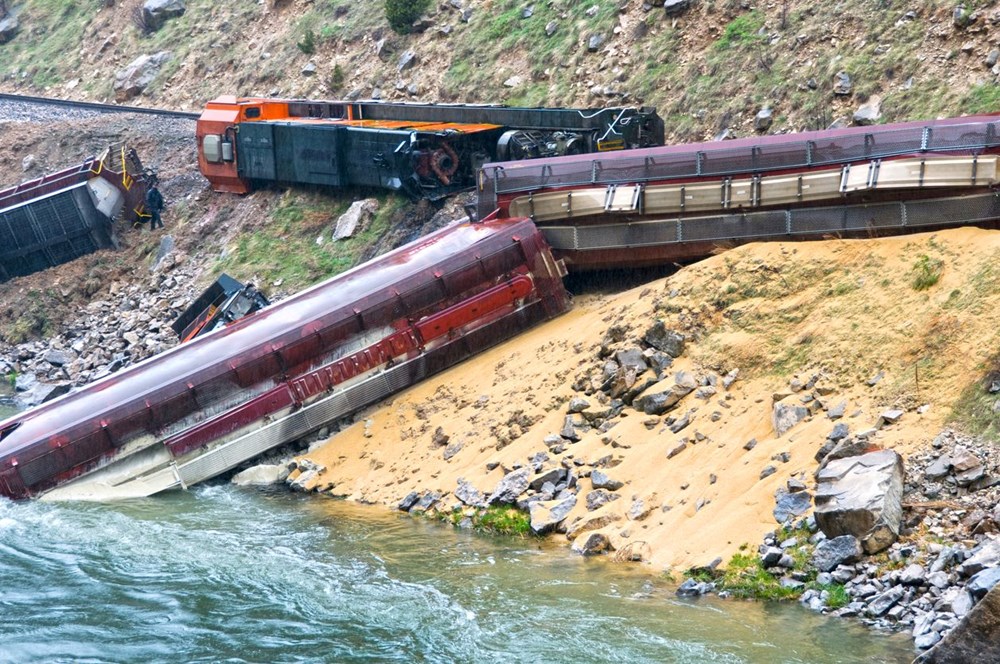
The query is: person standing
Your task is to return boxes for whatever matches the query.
[145,181,165,230]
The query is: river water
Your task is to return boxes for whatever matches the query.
[0,486,913,663]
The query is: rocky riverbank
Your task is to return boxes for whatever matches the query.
[0,237,193,408]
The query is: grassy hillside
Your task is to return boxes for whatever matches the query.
[3,1,999,140]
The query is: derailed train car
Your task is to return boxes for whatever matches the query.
[0,145,150,281]
[197,96,665,199]
[0,218,569,500]
[478,113,1000,270]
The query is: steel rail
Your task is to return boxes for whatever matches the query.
[0,92,200,120]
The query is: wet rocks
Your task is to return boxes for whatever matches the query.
[529,495,577,534]
[915,584,1000,663]
[572,531,611,555]
[231,463,289,486]
[814,449,904,554]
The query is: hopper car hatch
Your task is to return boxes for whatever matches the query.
[172,274,270,342]
[197,96,665,199]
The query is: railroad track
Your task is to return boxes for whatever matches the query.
[0,92,200,120]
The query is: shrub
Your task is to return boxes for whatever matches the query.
[911,254,943,291]
[328,64,345,92]
[384,0,430,34]
[297,27,316,55]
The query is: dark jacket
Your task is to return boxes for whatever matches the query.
[146,186,164,211]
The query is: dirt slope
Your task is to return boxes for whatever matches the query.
[297,227,1000,572]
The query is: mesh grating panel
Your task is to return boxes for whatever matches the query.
[540,193,1000,251]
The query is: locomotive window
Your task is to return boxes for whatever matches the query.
[244,107,262,119]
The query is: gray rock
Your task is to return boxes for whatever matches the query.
[967,567,1000,600]
[587,33,605,52]
[827,401,847,419]
[560,415,581,442]
[772,401,809,436]
[668,411,691,434]
[409,491,440,514]
[959,538,1000,577]
[142,0,186,32]
[755,107,773,132]
[914,631,942,650]
[900,563,927,585]
[615,348,648,373]
[42,349,72,367]
[397,491,420,511]
[545,20,558,37]
[0,15,18,44]
[761,546,784,566]
[925,455,952,480]
[759,465,777,480]
[987,48,1000,68]
[853,102,881,126]
[301,62,317,76]
[814,449,904,554]
[572,531,611,555]
[455,478,486,507]
[667,441,687,459]
[231,463,288,486]
[590,469,623,491]
[643,321,685,357]
[529,495,577,534]
[939,586,973,618]
[866,586,905,617]
[529,467,564,491]
[333,199,378,240]
[833,71,852,95]
[663,0,692,16]
[442,441,463,461]
[488,467,530,504]
[586,489,620,511]
[828,423,850,441]
[113,51,172,101]
[773,488,812,523]
[812,535,863,572]
[634,383,692,415]
[567,397,591,413]
[397,50,418,72]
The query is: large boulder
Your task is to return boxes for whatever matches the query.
[813,449,904,554]
[811,534,863,572]
[487,467,530,504]
[231,463,288,486]
[113,51,172,101]
[772,401,809,436]
[142,0,186,32]
[529,495,577,534]
[915,583,1000,663]
[0,15,18,44]
[332,199,378,240]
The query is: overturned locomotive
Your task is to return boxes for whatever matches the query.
[197,96,665,199]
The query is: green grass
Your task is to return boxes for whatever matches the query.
[213,192,403,292]
[950,364,1000,441]
[717,552,802,600]
[961,83,1000,115]
[713,11,766,52]
[910,254,943,291]
[474,506,532,536]
[444,505,533,537]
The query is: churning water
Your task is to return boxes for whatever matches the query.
[0,486,912,663]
